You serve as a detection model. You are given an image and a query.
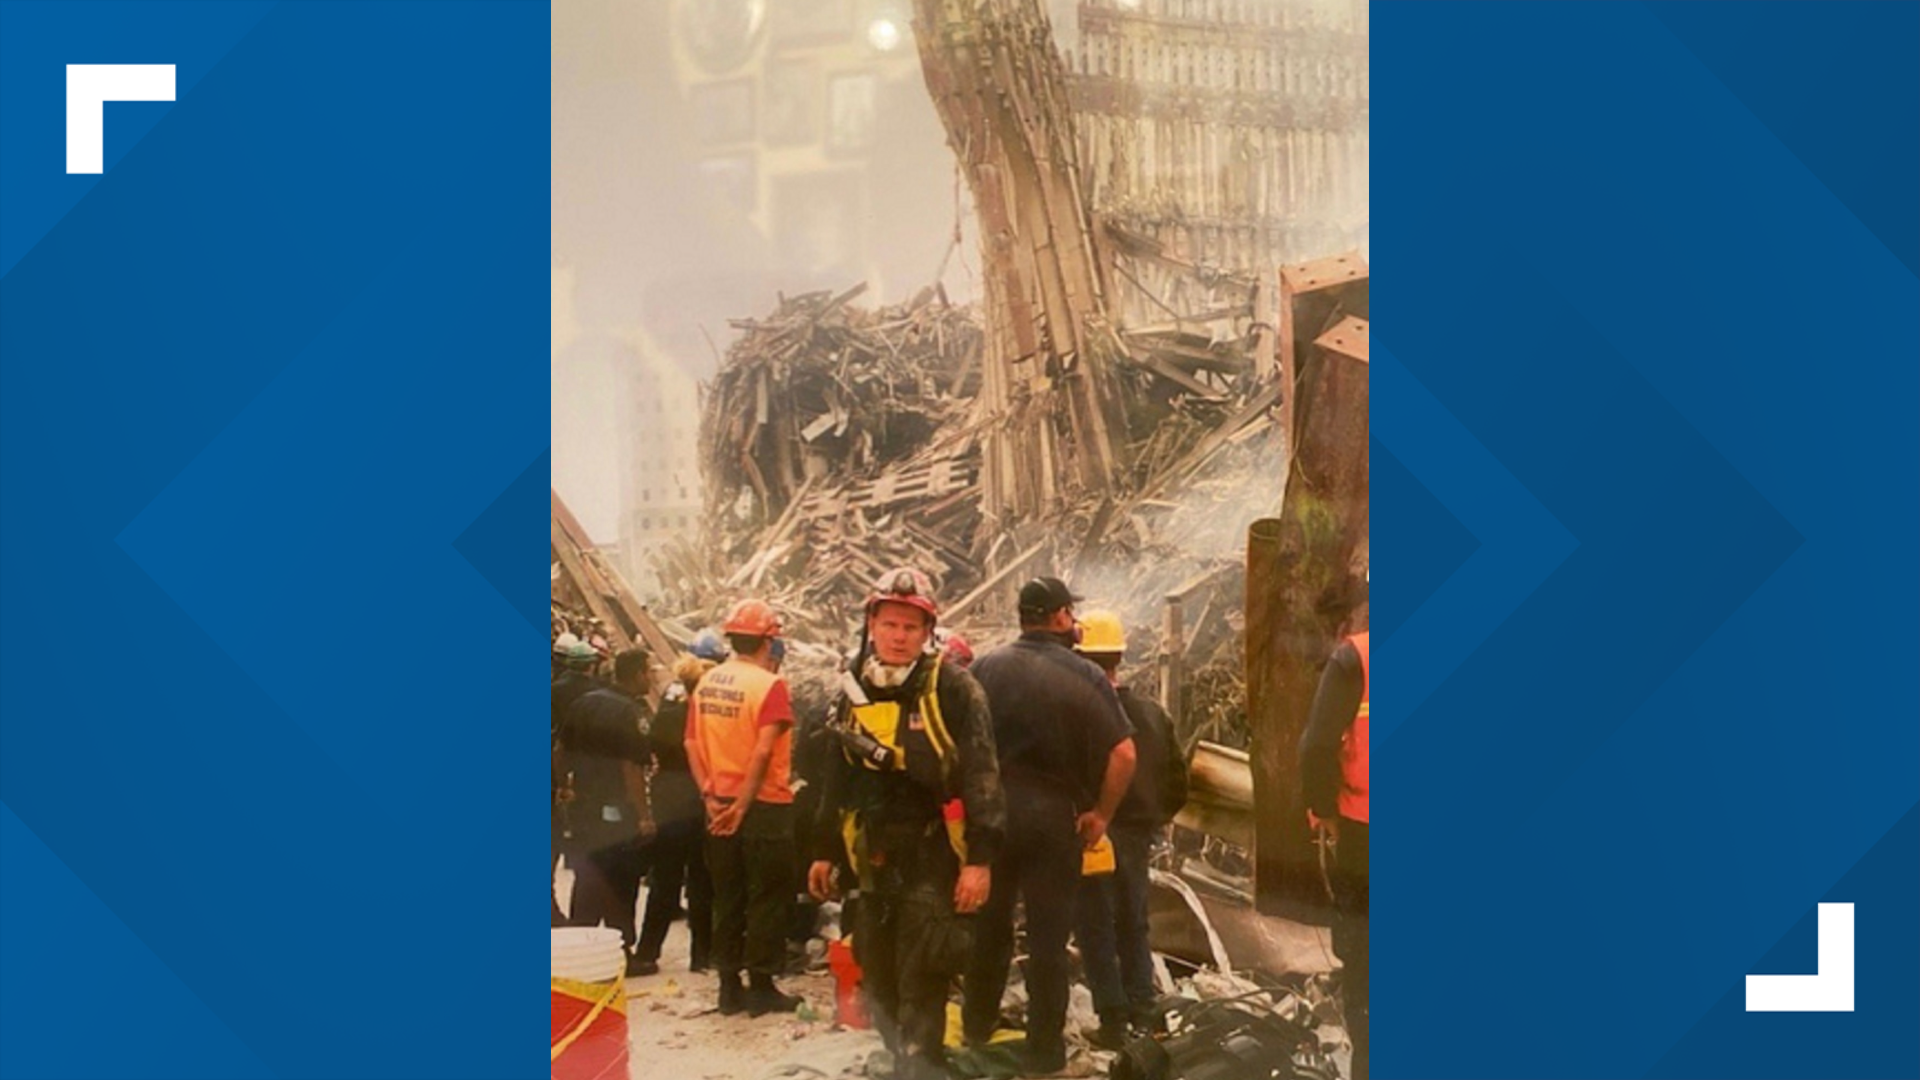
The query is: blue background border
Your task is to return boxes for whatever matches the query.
[2,1,1914,1078]
[1372,2,1918,1077]
[1,2,546,1077]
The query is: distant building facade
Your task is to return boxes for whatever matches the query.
[617,332,703,596]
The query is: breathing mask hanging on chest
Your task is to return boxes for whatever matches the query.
[860,652,916,690]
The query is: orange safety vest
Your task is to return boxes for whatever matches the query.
[689,658,795,804]
[1337,632,1369,823]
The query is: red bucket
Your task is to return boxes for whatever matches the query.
[552,928,628,1080]
[828,938,871,1030]
[551,979,627,1080]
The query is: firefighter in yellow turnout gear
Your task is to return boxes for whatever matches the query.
[808,569,1006,1080]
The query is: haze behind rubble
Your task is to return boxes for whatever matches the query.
[551,0,982,541]
[552,0,1365,620]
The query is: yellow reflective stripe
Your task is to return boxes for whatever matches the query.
[841,809,862,871]
[922,659,958,766]
[921,659,969,863]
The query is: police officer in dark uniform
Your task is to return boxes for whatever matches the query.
[964,577,1135,1077]
[551,635,603,925]
[632,653,717,975]
[560,647,657,972]
[807,568,1006,1080]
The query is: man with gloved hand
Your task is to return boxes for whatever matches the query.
[807,567,1005,1080]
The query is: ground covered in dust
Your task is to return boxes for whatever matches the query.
[558,866,883,1080]
[562,868,1348,1080]
[624,922,882,1080]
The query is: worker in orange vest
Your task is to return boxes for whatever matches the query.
[686,597,803,1017]
[1299,628,1369,1080]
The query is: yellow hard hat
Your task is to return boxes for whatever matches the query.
[1075,609,1125,655]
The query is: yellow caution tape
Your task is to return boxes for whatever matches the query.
[549,975,625,1063]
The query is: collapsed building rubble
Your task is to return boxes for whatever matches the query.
[647,261,1365,1033]
[657,251,1365,759]
[657,286,1273,733]
[694,283,984,526]
[649,0,1368,768]
[565,288,1365,1065]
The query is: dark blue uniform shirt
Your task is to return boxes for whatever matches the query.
[970,630,1131,807]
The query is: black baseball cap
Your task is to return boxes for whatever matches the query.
[1017,576,1084,616]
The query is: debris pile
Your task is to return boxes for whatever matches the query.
[655,254,1364,755]
[696,283,985,522]
[657,286,989,643]
[662,304,1272,687]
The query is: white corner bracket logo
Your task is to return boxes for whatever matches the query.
[1745,902,1855,1012]
[66,64,176,174]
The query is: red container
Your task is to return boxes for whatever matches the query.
[828,938,871,1029]
[551,977,628,1080]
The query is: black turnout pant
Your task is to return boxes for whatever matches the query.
[856,820,968,1080]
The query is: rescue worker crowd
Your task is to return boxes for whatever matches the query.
[551,568,1370,1080]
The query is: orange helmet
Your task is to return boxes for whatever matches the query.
[865,567,938,623]
[721,598,783,638]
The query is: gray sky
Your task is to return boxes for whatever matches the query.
[550,0,966,540]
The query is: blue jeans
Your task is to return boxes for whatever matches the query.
[1074,824,1156,1021]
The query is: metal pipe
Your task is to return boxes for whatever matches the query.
[1161,592,1186,722]
[1245,516,1288,912]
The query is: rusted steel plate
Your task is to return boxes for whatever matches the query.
[1314,315,1369,364]
[1280,251,1369,294]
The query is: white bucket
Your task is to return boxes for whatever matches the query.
[551,926,626,984]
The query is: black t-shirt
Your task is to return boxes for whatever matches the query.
[1114,685,1187,829]
[970,631,1131,807]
